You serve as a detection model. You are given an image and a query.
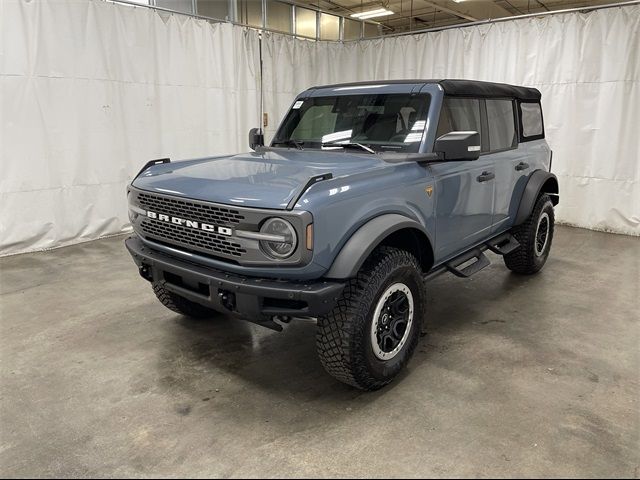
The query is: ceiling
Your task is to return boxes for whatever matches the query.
[297,0,625,34]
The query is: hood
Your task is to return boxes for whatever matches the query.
[132,149,390,209]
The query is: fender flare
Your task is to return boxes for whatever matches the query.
[514,170,559,225]
[324,214,430,280]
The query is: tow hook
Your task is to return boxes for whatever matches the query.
[218,290,236,311]
[138,264,153,281]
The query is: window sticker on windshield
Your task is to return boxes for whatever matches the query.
[293,100,304,109]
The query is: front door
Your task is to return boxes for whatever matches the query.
[431,97,495,260]
[431,159,496,260]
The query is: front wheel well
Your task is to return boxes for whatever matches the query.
[378,228,434,273]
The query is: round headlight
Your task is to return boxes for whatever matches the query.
[260,218,297,259]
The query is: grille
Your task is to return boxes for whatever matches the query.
[141,219,246,257]
[137,193,245,225]
[137,192,247,258]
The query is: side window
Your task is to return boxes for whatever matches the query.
[436,98,482,140]
[486,99,516,151]
[519,101,544,140]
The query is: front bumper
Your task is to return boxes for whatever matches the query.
[125,236,344,328]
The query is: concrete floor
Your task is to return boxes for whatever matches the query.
[0,226,638,478]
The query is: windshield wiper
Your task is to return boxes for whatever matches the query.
[321,142,376,154]
[272,139,304,150]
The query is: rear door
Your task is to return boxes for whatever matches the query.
[483,98,527,233]
[431,97,495,260]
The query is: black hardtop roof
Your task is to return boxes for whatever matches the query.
[309,79,541,101]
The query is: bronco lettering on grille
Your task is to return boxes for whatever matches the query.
[146,211,232,236]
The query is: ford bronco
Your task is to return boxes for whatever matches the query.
[126,79,559,390]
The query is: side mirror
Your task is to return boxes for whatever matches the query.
[434,131,481,161]
[249,128,264,151]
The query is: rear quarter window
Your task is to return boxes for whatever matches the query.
[519,101,544,141]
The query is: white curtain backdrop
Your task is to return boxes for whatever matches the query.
[1,0,261,255]
[263,4,640,236]
[2,1,638,256]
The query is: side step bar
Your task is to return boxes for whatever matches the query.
[485,231,520,255]
[446,249,491,278]
[442,232,520,279]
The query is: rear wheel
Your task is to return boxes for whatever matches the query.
[152,282,218,318]
[504,194,555,274]
[316,246,425,390]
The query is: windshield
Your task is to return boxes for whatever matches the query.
[272,93,431,153]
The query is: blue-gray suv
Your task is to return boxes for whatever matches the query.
[126,79,559,390]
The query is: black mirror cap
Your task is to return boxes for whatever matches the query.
[434,131,481,161]
[249,128,264,151]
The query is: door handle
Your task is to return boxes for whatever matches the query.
[477,171,495,182]
[515,162,530,171]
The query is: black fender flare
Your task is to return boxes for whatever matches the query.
[324,214,430,280]
[514,170,559,225]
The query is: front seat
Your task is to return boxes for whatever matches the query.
[363,113,399,141]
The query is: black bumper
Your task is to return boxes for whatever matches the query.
[125,236,344,325]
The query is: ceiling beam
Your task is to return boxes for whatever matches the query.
[326,0,478,22]
[427,1,513,21]
[315,0,359,15]
[313,0,513,25]
[380,7,461,25]
[420,1,478,21]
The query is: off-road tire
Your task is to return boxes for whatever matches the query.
[504,193,555,274]
[152,282,218,318]
[316,246,426,391]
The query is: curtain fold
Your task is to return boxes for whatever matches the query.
[1,0,261,255]
[262,5,639,236]
[2,1,637,256]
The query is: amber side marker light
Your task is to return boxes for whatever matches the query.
[306,224,314,250]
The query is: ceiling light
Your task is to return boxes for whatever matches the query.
[350,8,394,20]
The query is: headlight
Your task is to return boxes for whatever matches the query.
[259,218,297,259]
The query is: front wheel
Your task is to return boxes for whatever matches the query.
[316,246,425,391]
[504,193,555,274]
